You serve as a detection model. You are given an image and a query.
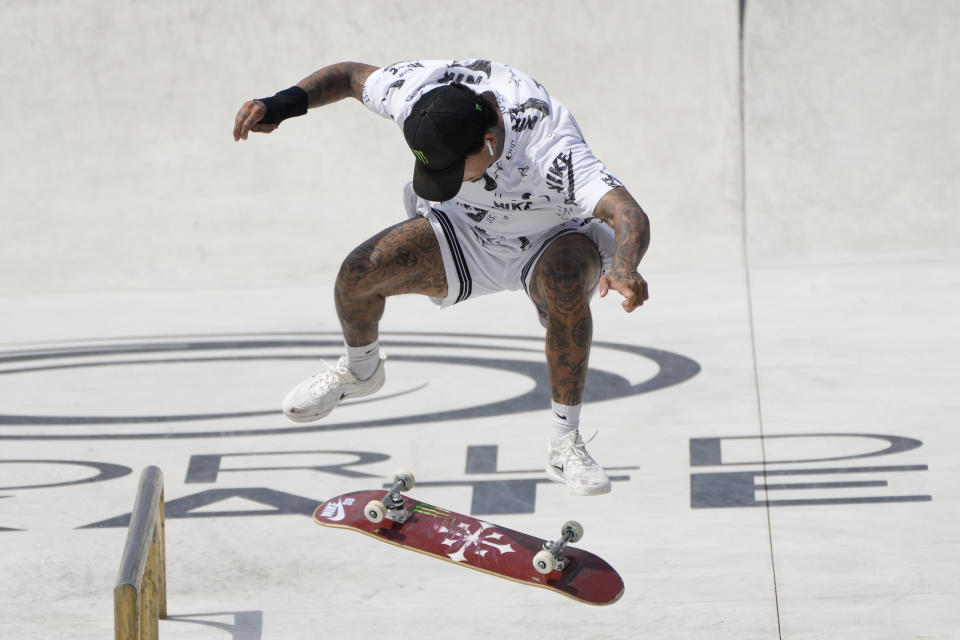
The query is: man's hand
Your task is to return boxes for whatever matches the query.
[233,100,278,141]
[592,187,651,313]
[598,267,649,313]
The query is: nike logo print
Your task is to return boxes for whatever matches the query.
[554,412,567,420]
[320,498,346,522]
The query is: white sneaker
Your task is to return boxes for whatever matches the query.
[282,354,386,423]
[546,431,611,496]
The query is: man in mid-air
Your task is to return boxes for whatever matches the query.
[234,59,650,496]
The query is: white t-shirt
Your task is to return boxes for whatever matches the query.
[362,59,623,256]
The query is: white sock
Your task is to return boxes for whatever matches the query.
[551,401,582,441]
[345,340,380,380]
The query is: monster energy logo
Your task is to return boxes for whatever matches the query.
[414,503,450,517]
[412,149,428,164]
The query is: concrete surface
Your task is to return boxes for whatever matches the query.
[1,1,957,639]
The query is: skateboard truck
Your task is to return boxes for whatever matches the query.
[363,469,416,525]
[533,520,584,574]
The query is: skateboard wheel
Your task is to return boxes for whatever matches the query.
[364,500,386,523]
[533,549,556,574]
[393,469,415,492]
[562,520,584,543]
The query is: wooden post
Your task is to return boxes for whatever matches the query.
[113,466,166,640]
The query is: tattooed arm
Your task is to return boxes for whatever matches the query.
[592,187,650,312]
[295,62,378,107]
[233,61,378,140]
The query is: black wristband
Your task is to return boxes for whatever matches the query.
[256,86,308,125]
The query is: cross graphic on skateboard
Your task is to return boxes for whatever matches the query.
[313,470,625,605]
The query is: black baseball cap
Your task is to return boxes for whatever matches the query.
[403,84,490,202]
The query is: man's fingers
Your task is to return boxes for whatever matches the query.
[233,101,266,141]
[597,274,610,298]
[603,278,649,313]
[618,285,639,312]
[233,111,253,141]
[627,281,650,313]
[242,114,260,139]
[233,109,245,140]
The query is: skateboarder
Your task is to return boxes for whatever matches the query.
[233,60,650,496]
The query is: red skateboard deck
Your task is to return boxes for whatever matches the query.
[314,489,624,605]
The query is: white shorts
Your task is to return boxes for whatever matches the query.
[402,183,615,309]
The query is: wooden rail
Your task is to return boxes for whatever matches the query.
[114,466,167,640]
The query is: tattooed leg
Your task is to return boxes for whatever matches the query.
[529,234,602,405]
[334,217,447,346]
